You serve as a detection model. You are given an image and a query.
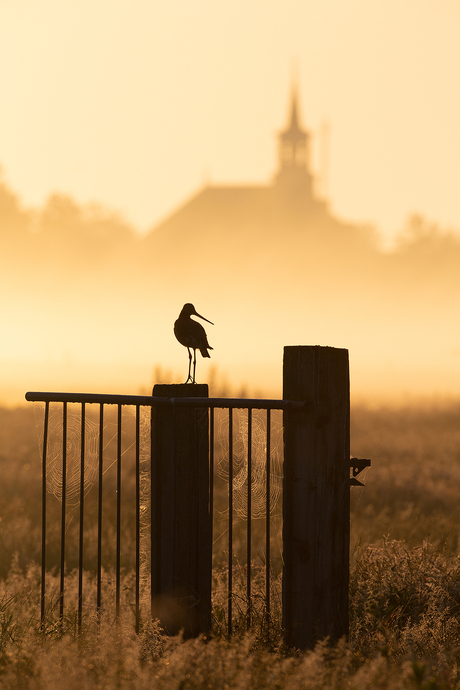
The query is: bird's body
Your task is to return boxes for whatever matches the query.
[174,303,213,383]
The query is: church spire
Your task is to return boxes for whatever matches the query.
[275,81,314,196]
[279,84,309,170]
[288,86,301,131]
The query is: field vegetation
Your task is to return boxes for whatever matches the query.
[1,400,460,687]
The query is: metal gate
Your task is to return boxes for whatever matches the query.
[26,391,293,636]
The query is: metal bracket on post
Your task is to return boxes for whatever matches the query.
[349,457,371,486]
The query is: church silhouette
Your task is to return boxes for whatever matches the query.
[141,82,377,289]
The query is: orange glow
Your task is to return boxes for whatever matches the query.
[1,2,460,405]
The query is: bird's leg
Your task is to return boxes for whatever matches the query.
[185,347,193,383]
[192,348,197,383]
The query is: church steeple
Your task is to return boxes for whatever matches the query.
[275,83,313,196]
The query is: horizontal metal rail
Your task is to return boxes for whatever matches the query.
[25,391,306,410]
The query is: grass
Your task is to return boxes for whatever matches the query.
[2,401,460,686]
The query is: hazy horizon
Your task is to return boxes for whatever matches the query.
[1,166,460,406]
[2,2,460,405]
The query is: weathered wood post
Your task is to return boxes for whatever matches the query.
[283,346,350,649]
[151,384,212,637]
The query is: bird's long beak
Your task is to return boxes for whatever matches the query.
[194,311,213,325]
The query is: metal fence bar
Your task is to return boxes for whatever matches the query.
[150,402,159,621]
[78,402,85,632]
[228,408,233,636]
[97,404,104,618]
[265,408,271,633]
[59,402,67,622]
[246,409,252,630]
[150,403,156,621]
[135,404,141,634]
[209,408,214,536]
[116,404,122,620]
[41,401,49,625]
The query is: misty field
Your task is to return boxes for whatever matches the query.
[2,401,460,687]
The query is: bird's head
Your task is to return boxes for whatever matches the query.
[181,303,214,325]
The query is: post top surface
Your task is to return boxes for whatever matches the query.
[283,345,349,353]
[153,383,209,398]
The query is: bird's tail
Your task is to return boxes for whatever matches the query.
[200,347,213,358]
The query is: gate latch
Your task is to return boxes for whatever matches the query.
[350,457,371,487]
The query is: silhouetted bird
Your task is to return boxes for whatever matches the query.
[174,303,213,384]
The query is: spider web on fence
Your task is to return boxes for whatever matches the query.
[216,410,283,520]
[39,408,100,505]
[38,403,283,522]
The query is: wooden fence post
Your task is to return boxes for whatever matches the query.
[283,345,350,649]
[151,384,212,637]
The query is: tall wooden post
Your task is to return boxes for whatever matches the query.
[151,384,212,637]
[283,346,350,649]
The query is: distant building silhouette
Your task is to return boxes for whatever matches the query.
[144,85,326,239]
[142,82,377,278]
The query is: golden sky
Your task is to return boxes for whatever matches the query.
[2,1,460,405]
[1,0,460,242]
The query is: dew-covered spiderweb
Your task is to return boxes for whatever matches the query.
[37,404,152,510]
[39,407,100,506]
[216,409,283,520]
